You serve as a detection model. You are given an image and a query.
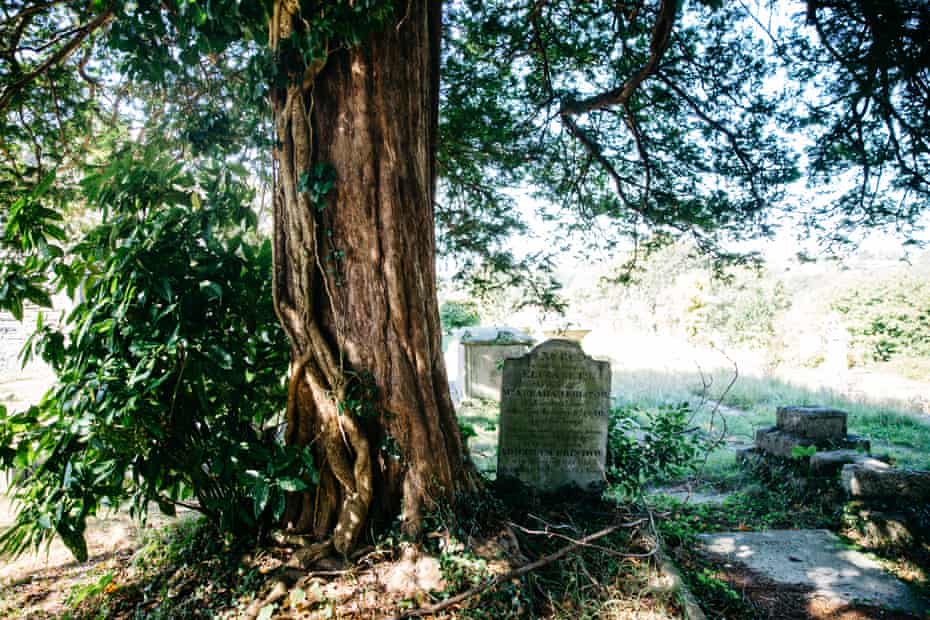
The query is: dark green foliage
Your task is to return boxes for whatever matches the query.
[792,0,930,238]
[3,0,929,316]
[0,142,306,560]
[606,403,701,497]
[439,300,481,334]
[442,2,797,254]
[61,517,269,619]
[0,172,64,319]
[1,0,930,564]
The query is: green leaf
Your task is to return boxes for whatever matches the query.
[252,480,270,518]
[199,280,223,301]
[790,445,817,459]
[57,526,88,563]
[277,478,307,493]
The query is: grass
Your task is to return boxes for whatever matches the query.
[8,357,926,619]
[611,366,930,472]
[458,398,501,475]
[461,363,930,493]
[54,516,265,620]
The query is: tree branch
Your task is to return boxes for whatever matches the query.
[559,110,638,213]
[0,0,65,27]
[656,72,762,198]
[560,0,677,116]
[388,523,622,620]
[0,7,113,116]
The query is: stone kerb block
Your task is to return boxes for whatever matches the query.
[497,339,611,492]
[809,450,884,476]
[776,406,847,441]
[842,463,930,502]
[754,427,870,459]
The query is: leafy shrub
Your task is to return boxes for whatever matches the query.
[0,143,309,560]
[0,171,64,319]
[606,403,701,497]
[705,275,789,348]
[833,273,930,363]
[439,299,481,333]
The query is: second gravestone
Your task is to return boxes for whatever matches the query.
[497,339,611,492]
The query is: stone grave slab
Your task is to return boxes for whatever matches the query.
[497,339,610,491]
[754,427,870,458]
[776,406,847,441]
[699,529,928,615]
[842,463,930,502]
[809,450,887,476]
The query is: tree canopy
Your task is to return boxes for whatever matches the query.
[1,0,927,302]
[1,0,929,556]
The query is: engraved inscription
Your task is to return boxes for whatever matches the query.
[497,339,611,491]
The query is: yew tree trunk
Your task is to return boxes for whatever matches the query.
[269,1,476,554]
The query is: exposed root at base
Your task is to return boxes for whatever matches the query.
[285,539,334,569]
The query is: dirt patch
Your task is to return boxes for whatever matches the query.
[0,490,687,619]
[0,486,186,619]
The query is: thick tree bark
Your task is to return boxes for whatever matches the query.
[269,1,477,554]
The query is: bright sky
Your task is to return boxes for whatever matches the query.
[496,182,930,279]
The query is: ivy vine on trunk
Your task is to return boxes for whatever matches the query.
[268,0,478,555]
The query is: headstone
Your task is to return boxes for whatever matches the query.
[451,327,534,402]
[497,339,611,491]
[541,328,591,343]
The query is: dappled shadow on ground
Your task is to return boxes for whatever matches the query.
[2,485,685,619]
[714,560,926,620]
[0,483,187,619]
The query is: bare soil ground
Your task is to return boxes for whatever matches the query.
[2,350,927,619]
[0,476,183,618]
[0,367,183,618]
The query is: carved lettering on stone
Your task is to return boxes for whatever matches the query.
[497,339,611,491]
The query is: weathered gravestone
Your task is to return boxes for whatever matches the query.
[445,327,535,402]
[497,339,611,491]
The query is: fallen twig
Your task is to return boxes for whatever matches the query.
[386,524,621,620]
[507,521,656,559]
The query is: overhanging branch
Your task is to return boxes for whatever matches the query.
[0,7,113,116]
[559,0,677,116]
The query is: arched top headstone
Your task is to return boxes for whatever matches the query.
[497,339,612,492]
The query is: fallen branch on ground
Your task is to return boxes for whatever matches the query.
[386,523,621,620]
[508,520,656,559]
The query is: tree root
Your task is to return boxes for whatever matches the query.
[285,539,334,570]
[242,579,291,620]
